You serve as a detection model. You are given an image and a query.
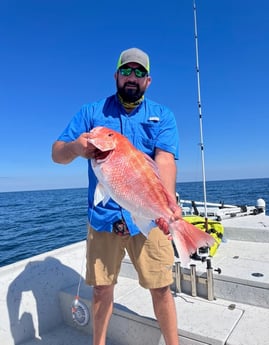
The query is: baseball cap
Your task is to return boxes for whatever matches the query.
[117,48,150,73]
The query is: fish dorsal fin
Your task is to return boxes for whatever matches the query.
[142,151,179,211]
[94,183,110,206]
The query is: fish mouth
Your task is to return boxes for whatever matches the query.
[94,149,113,163]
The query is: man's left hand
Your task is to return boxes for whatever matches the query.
[155,207,182,237]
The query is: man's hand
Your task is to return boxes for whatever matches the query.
[155,207,182,237]
[52,132,97,164]
[72,133,97,159]
[155,218,170,235]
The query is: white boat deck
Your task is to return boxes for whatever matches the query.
[221,213,269,242]
[1,213,269,345]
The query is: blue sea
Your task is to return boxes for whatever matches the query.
[0,178,268,267]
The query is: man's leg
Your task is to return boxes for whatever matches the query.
[150,286,179,345]
[92,285,115,345]
[127,229,179,345]
[86,227,126,345]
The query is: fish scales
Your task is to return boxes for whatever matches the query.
[88,126,215,266]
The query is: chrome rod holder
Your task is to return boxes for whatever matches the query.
[175,261,182,293]
[190,264,197,297]
[173,258,219,300]
[206,259,214,301]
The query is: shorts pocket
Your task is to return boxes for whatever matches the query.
[142,237,173,272]
[158,239,174,269]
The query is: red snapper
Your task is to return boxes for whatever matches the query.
[88,126,215,266]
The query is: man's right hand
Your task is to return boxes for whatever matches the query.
[52,132,97,164]
[72,133,97,159]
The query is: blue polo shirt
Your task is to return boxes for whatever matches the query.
[57,94,179,235]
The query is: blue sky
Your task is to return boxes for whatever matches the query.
[1,0,268,192]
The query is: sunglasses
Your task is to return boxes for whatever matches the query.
[118,67,148,78]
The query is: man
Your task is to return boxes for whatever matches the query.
[52,47,180,345]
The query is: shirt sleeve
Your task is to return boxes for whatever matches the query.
[57,104,93,142]
[155,107,179,160]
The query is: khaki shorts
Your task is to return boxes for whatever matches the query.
[85,226,174,289]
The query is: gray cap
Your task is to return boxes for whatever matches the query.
[117,48,150,72]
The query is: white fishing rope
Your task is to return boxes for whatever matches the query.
[75,204,94,297]
[71,203,94,325]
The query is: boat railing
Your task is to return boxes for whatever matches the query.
[179,199,266,220]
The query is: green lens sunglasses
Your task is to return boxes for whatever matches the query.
[119,67,148,78]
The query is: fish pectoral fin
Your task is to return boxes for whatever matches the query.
[94,183,110,206]
[132,216,155,237]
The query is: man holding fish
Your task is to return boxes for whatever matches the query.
[52,48,213,345]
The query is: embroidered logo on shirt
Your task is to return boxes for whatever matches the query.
[148,116,160,122]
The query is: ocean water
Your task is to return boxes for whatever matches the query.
[0,178,268,267]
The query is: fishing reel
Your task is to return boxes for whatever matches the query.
[191,246,210,262]
[71,296,90,326]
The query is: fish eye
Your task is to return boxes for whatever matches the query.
[108,132,114,137]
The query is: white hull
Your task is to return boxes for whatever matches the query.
[1,213,269,345]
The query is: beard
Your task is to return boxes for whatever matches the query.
[116,80,145,103]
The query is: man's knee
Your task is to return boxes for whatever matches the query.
[93,285,114,300]
[150,285,170,298]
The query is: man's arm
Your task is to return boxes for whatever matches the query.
[154,148,177,202]
[52,133,97,164]
[154,148,181,234]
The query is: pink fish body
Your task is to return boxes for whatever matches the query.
[88,126,215,266]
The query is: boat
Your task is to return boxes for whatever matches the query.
[1,2,268,344]
[1,198,268,345]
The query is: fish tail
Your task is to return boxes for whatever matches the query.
[169,219,215,266]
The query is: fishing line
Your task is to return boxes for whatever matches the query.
[71,204,95,326]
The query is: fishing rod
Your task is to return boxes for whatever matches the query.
[193,0,208,220]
